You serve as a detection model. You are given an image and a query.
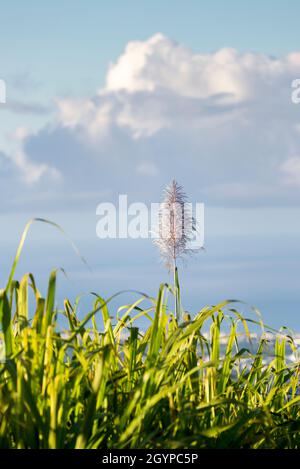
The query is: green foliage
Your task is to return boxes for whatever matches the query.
[0,222,300,448]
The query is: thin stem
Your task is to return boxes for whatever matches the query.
[174,263,180,323]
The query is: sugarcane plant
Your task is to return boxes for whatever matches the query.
[0,211,300,448]
[153,180,199,321]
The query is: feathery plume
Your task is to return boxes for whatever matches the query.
[153,180,196,271]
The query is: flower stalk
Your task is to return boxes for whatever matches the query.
[154,180,196,322]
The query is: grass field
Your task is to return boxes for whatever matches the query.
[0,221,300,449]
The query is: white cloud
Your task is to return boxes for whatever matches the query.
[105,33,300,101]
[12,147,60,184]
[57,98,95,128]
[7,126,61,184]
[280,157,300,186]
[2,34,300,210]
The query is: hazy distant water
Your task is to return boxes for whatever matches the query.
[1,232,300,332]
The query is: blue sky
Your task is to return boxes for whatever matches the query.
[1,1,300,330]
[1,1,300,101]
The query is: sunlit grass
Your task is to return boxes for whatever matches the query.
[0,220,300,448]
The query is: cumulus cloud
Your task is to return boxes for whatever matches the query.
[2,33,300,210]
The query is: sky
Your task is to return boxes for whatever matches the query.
[1,1,300,330]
